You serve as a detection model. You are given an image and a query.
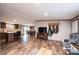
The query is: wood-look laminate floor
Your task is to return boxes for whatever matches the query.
[0,37,67,55]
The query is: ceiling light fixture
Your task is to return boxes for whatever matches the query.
[34,3,40,6]
[13,20,16,22]
[34,3,40,5]
[44,12,48,16]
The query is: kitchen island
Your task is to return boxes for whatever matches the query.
[0,31,21,50]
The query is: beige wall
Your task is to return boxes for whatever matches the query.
[35,20,72,41]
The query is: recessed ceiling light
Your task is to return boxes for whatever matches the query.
[34,3,40,4]
[13,20,16,22]
[44,12,48,16]
[34,3,40,6]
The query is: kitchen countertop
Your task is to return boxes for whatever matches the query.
[0,30,17,33]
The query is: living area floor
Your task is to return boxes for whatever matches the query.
[0,37,67,55]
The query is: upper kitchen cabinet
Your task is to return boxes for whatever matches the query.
[14,24,20,29]
[0,22,6,28]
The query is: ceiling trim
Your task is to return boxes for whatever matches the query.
[36,19,71,21]
[71,15,79,21]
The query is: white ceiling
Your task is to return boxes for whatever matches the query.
[0,3,79,21]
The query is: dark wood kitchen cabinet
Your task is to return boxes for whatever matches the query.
[0,32,8,49]
[14,24,20,29]
[0,22,6,28]
[0,32,15,50]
